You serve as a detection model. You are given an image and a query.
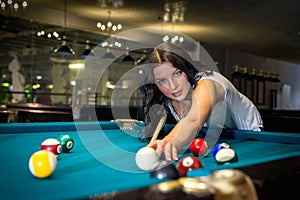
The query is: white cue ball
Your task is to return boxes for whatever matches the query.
[135,147,160,171]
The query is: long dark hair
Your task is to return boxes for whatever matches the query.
[138,43,202,139]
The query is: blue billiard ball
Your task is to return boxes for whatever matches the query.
[212,143,230,159]
[214,148,238,164]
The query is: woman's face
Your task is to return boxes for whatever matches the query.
[154,61,191,101]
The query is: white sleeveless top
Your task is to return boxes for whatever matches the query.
[201,71,263,131]
[167,71,263,131]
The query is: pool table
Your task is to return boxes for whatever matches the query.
[1,121,300,200]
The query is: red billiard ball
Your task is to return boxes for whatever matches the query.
[40,138,62,156]
[57,134,74,153]
[177,156,203,177]
[189,138,208,157]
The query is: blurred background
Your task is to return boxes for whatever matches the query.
[0,0,299,131]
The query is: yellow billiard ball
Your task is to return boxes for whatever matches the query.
[28,150,57,178]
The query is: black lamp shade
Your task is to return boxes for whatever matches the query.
[80,48,95,58]
[121,53,135,63]
[102,48,116,60]
[54,41,75,55]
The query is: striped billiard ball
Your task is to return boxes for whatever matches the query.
[28,150,57,178]
[212,143,231,158]
[40,138,62,156]
[57,134,74,153]
[214,148,238,164]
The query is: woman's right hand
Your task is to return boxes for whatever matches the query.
[147,139,178,161]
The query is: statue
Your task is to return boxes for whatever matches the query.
[8,55,25,103]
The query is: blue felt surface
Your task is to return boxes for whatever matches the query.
[1,122,300,200]
[0,122,161,200]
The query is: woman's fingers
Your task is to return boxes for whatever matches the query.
[147,140,165,158]
[148,140,178,161]
[164,142,178,161]
[171,145,178,161]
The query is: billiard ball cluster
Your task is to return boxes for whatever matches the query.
[138,138,238,180]
[28,134,74,179]
[148,139,242,196]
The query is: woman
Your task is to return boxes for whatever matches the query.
[139,43,263,161]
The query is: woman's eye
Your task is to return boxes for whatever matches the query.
[157,79,167,85]
[174,70,182,77]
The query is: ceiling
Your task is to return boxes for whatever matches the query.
[1,0,300,64]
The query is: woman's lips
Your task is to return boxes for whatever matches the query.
[172,90,182,97]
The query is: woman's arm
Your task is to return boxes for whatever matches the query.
[148,79,225,161]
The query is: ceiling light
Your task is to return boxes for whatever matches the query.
[96,11,122,34]
[98,0,124,8]
[80,40,95,58]
[80,48,93,58]
[1,0,28,12]
[120,47,135,63]
[68,63,85,69]
[102,48,116,60]
[54,37,75,55]
[54,0,75,55]
[163,0,186,23]
[162,35,184,44]
[121,54,135,63]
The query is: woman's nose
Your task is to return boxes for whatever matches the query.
[169,79,178,90]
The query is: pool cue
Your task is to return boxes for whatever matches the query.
[111,119,143,123]
[149,115,167,144]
